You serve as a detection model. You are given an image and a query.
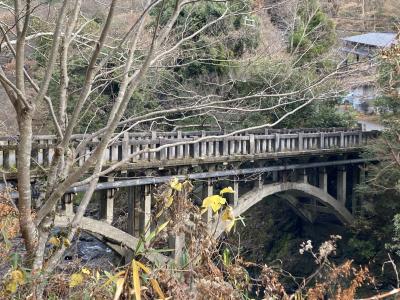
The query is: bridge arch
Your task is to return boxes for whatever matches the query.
[212,182,354,238]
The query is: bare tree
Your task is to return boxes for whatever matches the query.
[0,0,348,297]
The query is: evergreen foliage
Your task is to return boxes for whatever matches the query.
[289,0,336,64]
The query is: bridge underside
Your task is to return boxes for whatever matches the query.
[212,182,354,238]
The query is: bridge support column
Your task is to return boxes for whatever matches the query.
[127,186,140,236]
[233,179,239,207]
[169,232,185,265]
[202,178,213,224]
[272,171,278,182]
[337,166,347,205]
[99,178,115,224]
[318,167,328,193]
[64,193,74,217]
[351,166,359,215]
[297,169,308,183]
[141,185,152,237]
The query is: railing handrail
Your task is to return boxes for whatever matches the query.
[0,126,374,142]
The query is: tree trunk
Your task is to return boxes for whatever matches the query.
[17,109,38,263]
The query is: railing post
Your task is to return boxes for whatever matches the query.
[298,132,303,151]
[275,133,280,152]
[340,131,344,148]
[177,131,183,159]
[249,134,255,155]
[320,132,325,149]
[150,131,157,161]
[223,131,229,156]
[193,138,200,158]
[201,131,206,157]
[122,132,130,161]
[160,138,167,161]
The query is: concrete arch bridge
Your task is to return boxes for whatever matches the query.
[0,127,376,264]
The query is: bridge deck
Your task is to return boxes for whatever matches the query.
[0,128,377,173]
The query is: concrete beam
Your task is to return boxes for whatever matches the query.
[57,158,372,195]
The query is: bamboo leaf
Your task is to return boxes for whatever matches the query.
[113,277,125,300]
[155,221,169,235]
[150,278,166,300]
[132,260,141,300]
[103,271,126,286]
[165,196,174,208]
[135,260,151,274]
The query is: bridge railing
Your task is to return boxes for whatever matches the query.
[0,129,378,170]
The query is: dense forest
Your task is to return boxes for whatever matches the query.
[0,0,399,299]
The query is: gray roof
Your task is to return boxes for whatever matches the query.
[342,32,398,48]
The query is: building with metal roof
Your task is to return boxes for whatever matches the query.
[341,32,398,60]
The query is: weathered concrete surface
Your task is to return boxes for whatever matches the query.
[212,182,354,238]
[55,216,170,265]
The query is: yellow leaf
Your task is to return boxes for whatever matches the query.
[202,195,226,213]
[155,221,169,235]
[49,236,61,247]
[165,196,174,208]
[169,178,182,191]
[221,207,235,233]
[135,260,151,274]
[63,238,71,247]
[220,187,235,195]
[113,278,125,300]
[81,267,91,275]
[6,281,17,293]
[150,278,166,299]
[103,271,126,286]
[70,273,84,288]
[132,260,141,300]
[11,270,25,285]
